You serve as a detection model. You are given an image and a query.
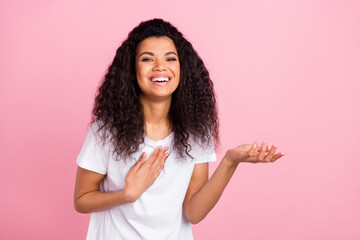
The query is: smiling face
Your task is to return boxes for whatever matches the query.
[135,36,180,101]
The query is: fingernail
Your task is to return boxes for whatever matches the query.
[164,146,168,151]
[274,144,277,148]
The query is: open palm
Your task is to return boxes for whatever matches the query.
[225,141,284,164]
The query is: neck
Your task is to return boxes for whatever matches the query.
[139,95,172,134]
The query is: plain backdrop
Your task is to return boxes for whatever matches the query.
[1,0,359,239]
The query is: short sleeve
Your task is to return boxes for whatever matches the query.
[190,135,217,164]
[76,123,109,175]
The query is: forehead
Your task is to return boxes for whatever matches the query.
[136,36,177,55]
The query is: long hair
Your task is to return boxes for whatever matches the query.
[91,18,219,161]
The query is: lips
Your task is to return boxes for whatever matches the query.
[149,74,173,87]
[150,79,171,86]
[149,74,172,81]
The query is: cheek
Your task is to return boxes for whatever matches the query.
[136,63,149,75]
[170,64,180,76]
[135,69,149,85]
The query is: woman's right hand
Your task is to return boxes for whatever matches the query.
[124,146,169,202]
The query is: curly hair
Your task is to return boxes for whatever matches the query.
[91,18,219,161]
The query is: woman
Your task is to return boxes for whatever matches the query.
[74,18,284,240]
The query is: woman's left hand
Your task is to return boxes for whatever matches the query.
[224,141,284,165]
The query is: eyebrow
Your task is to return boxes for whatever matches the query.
[138,51,178,58]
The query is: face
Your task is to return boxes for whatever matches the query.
[135,36,180,101]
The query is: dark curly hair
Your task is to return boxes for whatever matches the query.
[90,18,219,161]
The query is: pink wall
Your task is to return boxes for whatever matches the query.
[1,0,359,239]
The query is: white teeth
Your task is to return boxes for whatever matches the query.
[151,77,170,82]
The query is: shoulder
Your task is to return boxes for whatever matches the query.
[81,120,115,157]
[88,120,111,143]
[189,133,214,151]
[188,133,216,164]
[89,120,104,134]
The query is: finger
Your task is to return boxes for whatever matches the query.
[248,141,258,156]
[258,141,267,161]
[264,144,277,162]
[259,144,270,152]
[148,146,162,163]
[154,152,169,175]
[153,147,169,169]
[271,152,285,162]
[256,143,269,152]
[160,148,169,163]
[132,152,147,172]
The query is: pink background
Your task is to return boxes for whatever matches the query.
[1,0,359,239]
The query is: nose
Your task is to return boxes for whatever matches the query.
[153,59,166,71]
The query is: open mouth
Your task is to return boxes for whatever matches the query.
[149,77,172,86]
[150,77,171,83]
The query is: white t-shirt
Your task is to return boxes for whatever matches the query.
[76,122,217,240]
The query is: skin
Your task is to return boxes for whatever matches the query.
[135,36,180,140]
[135,36,180,103]
[74,37,285,224]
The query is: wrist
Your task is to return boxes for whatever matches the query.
[122,187,139,203]
[223,154,240,169]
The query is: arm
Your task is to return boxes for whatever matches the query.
[74,167,132,213]
[183,141,285,224]
[74,146,169,213]
[183,159,237,224]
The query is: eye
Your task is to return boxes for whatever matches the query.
[141,58,153,62]
[167,58,177,62]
